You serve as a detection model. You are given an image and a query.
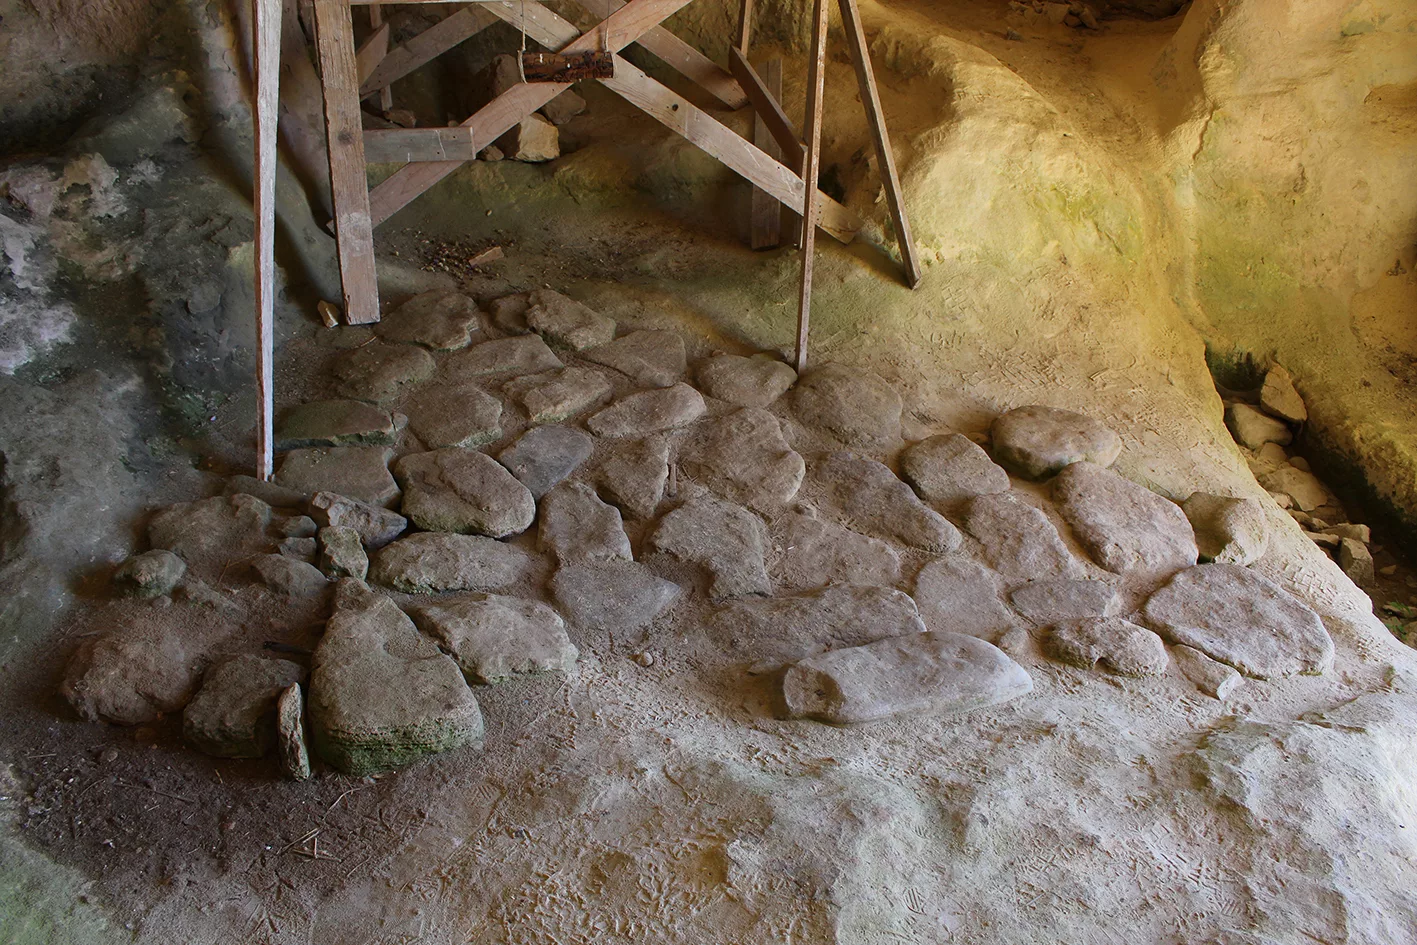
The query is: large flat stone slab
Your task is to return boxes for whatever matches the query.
[583,329,686,387]
[446,334,563,380]
[1047,617,1169,677]
[275,400,397,450]
[769,512,901,591]
[310,492,407,549]
[375,290,481,351]
[912,557,1018,640]
[813,451,961,552]
[901,433,1011,504]
[369,533,531,593]
[331,343,436,403]
[1260,364,1307,424]
[183,655,306,758]
[538,481,632,565]
[277,447,399,508]
[402,384,502,449]
[524,289,616,350]
[1225,403,1292,450]
[961,492,1084,586]
[990,405,1121,480]
[412,594,577,684]
[148,494,275,576]
[1183,493,1270,566]
[550,561,681,631]
[251,553,331,598]
[586,383,705,438]
[678,408,804,512]
[497,425,593,499]
[791,363,902,452]
[1052,462,1198,577]
[1258,465,1328,511]
[309,580,483,775]
[594,436,669,520]
[695,354,796,407]
[508,367,612,424]
[394,449,535,537]
[1009,579,1117,625]
[647,496,771,600]
[707,585,925,674]
[781,632,1033,725]
[1143,564,1335,678]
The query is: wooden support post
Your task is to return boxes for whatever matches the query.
[750,57,782,250]
[360,4,497,99]
[735,0,754,52]
[254,0,281,481]
[366,6,394,110]
[313,0,380,324]
[796,0,829,374]
[356,20,391,88]
[837,0,921,287]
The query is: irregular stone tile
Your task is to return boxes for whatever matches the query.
[398,383,502,450]
[647,496,771,600]
[113,550,185,599]
[318,526,368,580]
[251,553,331,598]
[901,433,1011,504]
[309,580,483,775]
[1009,579,1117,625]
[279,536,317,563]
[781,632,1033,725]
[510,367,612,424]
[594,435,669,520]
[487,293,530,334]
[497,425,593,499]
[1225,403,1292,450]
[224,475,308,509]
[375,290,481,351]
[1047,617,1169,677]
[310,492,407,549]
[369,533,531,593]
[277,447,399,508]
[678,408,804,512]
[276,683,311,780]
[524,289,616,350]
[1182,493,1270,566]
[813,451,961,552]
[148,494,275,577]
[331,343,436,403]
[183,656,306,758]
[1172,644,1243,700]
[1258,465,1327,511]
[551,561,681,631]
[1338,538,1375,586]
[695,354,796,407]
[961,491,1084,586]
[446,335,563,380]
[1052,462,1198,576]
[912,557,1018,639]
[1260,364,1306,424]
[791,363,902,451]
[412,594,578,683]
[583,330,686,387]
[1143,564,1335,678]
[769,511,900,591]
[275,400,397,449]
[587,383,706,438]
[538,481,632,564]
[394,449,535,537]
[990,405,1121,480]
[708,585,925,674]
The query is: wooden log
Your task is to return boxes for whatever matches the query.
[360,4,497,98]
[750,56,783,250]
[313,0,381,324]
[520,50,615,82]
[366,6,393,110]
[837,0,922,287]
[254,0,281,480]
[796,0,830,374]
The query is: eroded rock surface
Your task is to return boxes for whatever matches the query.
[276,684,311,780]
[310,492,407,549]
[1226,403,1292,450]
[402,384,502,449]
[510,366,613,424]
[413,594,578,683]
[524,289,616,350]
[497,425,593,499]
[550,561,680,631]
[331,343,435,403]
[148,494,274,575]
[813,451,960,552]
[678,408,804,511]
[583,330,686,387]
[695,354,796,407]
[538,481,632,565]
[990,405,1121,480]
[395,449,535,537]
[1259,465,1328,511]
[318,526,368,581]
[769,512,901,591]
[647,496,771,600]
[277,447,399,508]
[375,290,481,351]
[370,533,531,593]
[594,436,669,520]
[912,557,1017,640]
[183,656,305,758]
[1047,617,1169,677]
[1052,462,1198,576]
[901,433,1011,504]
[587,383,705,438]
[251,553,330,598]
[1009,579,1117,625]
[1173,644,1243,700]
[1260,364,1307,424]
[113,549,185,599]
[1182,493,1270,565]
[962,492,1083,586]
[791,364,903,451]
[446,334,563,380]
[275,400,397,449]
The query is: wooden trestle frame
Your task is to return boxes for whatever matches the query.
[251,0,920,479]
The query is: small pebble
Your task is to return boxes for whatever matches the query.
[1379,565,1397,577]
[633,652,655,667]
[98,747,120,765]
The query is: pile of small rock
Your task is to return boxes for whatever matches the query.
[1007,0,1102,31]
[1222,363,1379,588]
[62,286,1342,780]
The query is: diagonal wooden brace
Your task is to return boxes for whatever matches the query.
[360,4,498,98]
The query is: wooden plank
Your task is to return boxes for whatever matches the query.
[564,0,747,109]
[838,0,922,288]
[313,0,380,324]
[254,0,281,480]
[366,6,393,110]
[750,56,782,250]
[727,47,802,169]
[735,0,754,51]
[521,50,615,81]
[796,0,830,373]
[355,21,389,87]
[360,4,496,97]
[367,0,696,224]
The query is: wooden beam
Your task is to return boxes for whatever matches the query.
[727,47,802,169]
[254,0,281,480]
[365,6,393,110]
[750,56,783,250]
[313,0,380,324]
[360,4,496,98]
[838,0,922,287]
[735,0,754,52]
[355,21,389,87]
[564,0,747,109]
[796,0,830,374]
